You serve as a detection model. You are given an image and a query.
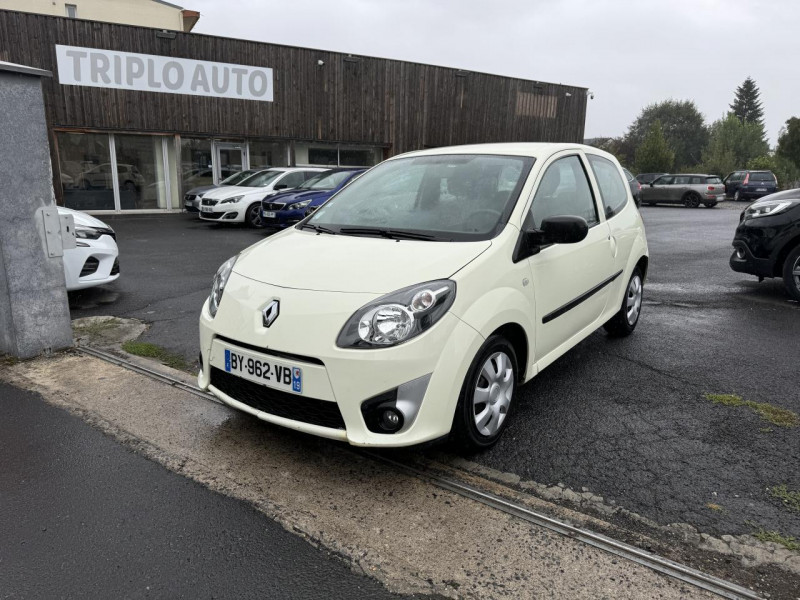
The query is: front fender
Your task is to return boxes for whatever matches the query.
[453,286,537,381]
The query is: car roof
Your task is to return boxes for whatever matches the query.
[393,142,618,162]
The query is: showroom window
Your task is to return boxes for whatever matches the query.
[249,141,289,168]
[180,137,214,194]
[295,142,382,167]
[57,132,115,211]
[114,134,169,210]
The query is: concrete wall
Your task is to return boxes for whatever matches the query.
[0,66,73,358]
[0,0,187,30]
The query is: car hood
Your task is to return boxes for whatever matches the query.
[234,228,491,293]
[57,206,111,229]
[280,190,331,205]
[185,184,218,196]
[203,185,265,200]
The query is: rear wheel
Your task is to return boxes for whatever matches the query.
[245,203,263,228]
[683,192,701,208]
[604,268,643,337]
[734,190,742,202]
[452,335,518,451]
[782,245,800,302]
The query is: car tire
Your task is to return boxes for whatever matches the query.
[245,203,263,228]
[734,190,741,202]
[704,202,717,208]
[604,267,644,337]
[451,335,518,451]
[782,245,800,302]
[683,193,701,208]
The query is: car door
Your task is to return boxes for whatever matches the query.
[524,153,616,362]
[671,175,690,202]
[644,175,673,202]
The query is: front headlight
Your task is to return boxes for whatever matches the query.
[336,280,456,348]
[290,200,312,211]
[745,200,797,219]
[220,195,244,205]
[75,226,102,240]
[208,255,238,318]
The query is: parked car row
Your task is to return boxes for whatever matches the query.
[634,169,778,208]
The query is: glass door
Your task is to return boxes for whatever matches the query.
[213,142,248,184]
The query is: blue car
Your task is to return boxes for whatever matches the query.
[261,168,365,228]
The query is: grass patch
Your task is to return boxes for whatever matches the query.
[769,485,800,513]
[121,341,187,371]
[73,318,121,336]
[0,354,20,366]
[704,393,799,428]
[752,529,800,552]
[706,503,724,512]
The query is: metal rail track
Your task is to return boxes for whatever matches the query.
[76,345,762,600]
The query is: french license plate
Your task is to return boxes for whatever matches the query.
[201,206,214,213]
[224,348,302,394]
[262,211,276,218]
[756,188,767,192]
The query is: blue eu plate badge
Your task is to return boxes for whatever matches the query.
[292,367,302,393]
[225,349,231,371]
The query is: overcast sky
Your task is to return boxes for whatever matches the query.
[191,0,798,145]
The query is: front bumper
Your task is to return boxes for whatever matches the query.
[261,208,305,228]
[729,240,773,278]
[63,235,120,291]
[199,207,242,222]
[197,274,485,447]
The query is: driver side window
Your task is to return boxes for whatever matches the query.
[529,155,599,229]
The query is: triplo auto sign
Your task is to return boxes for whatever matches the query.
[55,45,273,102]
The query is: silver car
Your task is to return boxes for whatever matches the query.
[640,174,725,208]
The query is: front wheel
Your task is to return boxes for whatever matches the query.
[451,335,518,451]
[245,203,263,227]
[782,245,800,302]
[734,190,742,202]
[604,268,643,337]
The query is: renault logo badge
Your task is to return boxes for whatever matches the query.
[262,300,280,328]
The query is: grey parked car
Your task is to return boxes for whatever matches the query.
[640,174,725,208]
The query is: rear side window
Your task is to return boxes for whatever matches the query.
[750,172,775,182]
[690,176,704,185]
[588,155,629,218]
[706,177,722,184]
[530,155,599,228]
[673,176,690,185]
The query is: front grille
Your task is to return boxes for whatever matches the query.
[201,212,224,220]
[80,256,99,277]
[262,202,285,211]
[110,258,120,275]
[202,198,219,206]
[216,335,325,366]
[210,367,345,430]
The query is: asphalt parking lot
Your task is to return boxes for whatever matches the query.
[69,205,800,543]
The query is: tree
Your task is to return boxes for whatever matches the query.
[747,154,800,190]
[776,117,800,169]
[702,114,769,177]
[635,120,674,173]
[623,100,708,169]
[730,77,765,127]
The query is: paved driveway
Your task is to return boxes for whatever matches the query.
[69,207,800,542]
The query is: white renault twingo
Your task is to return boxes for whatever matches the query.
[198,143,648,450]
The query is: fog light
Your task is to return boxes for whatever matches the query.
[736,248,746,259]
[380,407,403,432]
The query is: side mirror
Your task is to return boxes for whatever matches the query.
[649,182,655,187]
[274,184,288,190]
[524,215,588,250]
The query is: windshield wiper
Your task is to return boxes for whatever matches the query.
[338,227,436,241]
[298,223,337,235]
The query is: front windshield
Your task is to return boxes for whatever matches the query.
[238,170,283,187]
[222,170,259,185]
[305,154,534,241]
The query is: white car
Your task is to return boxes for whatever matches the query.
[199,167,328,227]
[198,143,648,449]
[58,207,120,291]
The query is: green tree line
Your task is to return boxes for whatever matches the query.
[592,78,800,188]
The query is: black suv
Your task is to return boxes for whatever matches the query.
[730,189,800,300]
[724,170,778,202]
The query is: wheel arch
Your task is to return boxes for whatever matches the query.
[489,323,529,383]
[773,234,800,277]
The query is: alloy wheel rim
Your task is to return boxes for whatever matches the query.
[472,351,514,437]
[626,275,643,325]
[249,205,262,226]
[793,256,800,289]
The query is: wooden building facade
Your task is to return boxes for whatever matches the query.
[0,9,588,213]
